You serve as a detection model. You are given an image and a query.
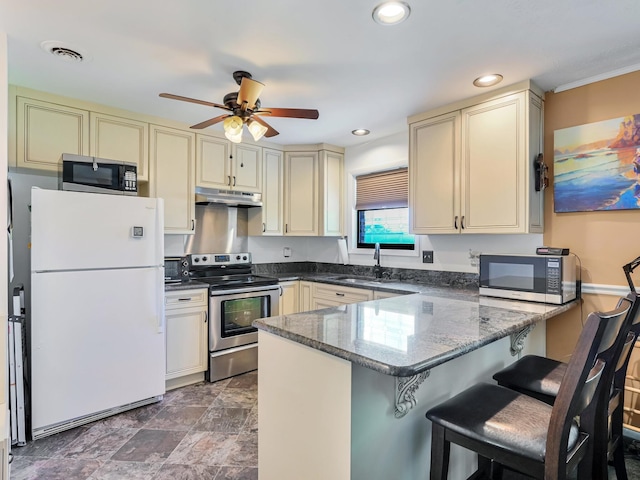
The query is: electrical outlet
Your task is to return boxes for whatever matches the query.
[422,250,434,263]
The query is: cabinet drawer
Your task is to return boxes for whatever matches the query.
[165,288,208,309]
[312,283,373,304]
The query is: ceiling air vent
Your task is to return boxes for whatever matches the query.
[40,41,90,63]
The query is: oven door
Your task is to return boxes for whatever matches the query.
[209,285,280,352]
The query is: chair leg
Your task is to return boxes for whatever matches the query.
[430,423,450,480]
[611,402,628,480]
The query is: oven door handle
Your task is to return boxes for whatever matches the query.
[209,285,281,296]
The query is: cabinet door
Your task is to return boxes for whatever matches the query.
[90,113,149,181]
[232,143,262,193]
[409,111,460,234]
[252,148,284,235]
[313,283,373,305]
[299,281,314,312]
[279,281,300,315]
[461,92,525,233]
[149,125,196,234]
[16,96,89,171]
[284,152,318,236]
[319,150,343,236]
[165,307,208,379]
[196,134,231,189]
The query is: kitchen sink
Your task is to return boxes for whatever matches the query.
[332,276,382,284]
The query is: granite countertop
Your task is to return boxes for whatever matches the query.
[164,280,209,292]
[254,292,577,377]
[270,272,429,295]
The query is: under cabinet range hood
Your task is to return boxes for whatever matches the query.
[195,186,262,207]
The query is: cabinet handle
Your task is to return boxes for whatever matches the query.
[461,216,465,229]
[191,219,195,231]
[454,216,458,229]
[232,176,236,186]
[279,285,283,297]
[262,223,266,233]
[285,224,288,233]
[204,311,208,323]
[178,297,192,301]
[335,292,345,297]
[227,175,231,186]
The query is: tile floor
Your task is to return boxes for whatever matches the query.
[9,369,640,479]
[10,372,258,480]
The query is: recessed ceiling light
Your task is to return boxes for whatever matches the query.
[473,74,503,87]
[372,2,411,25]
[352,129,370,136]
[40,41,91,63]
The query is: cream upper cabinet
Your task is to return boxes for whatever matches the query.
[196,134,262,193]
[248,148,284,236]
[319,149,344,236]
[89,112,150,181]
[15,96,89,171]
[280,145,344,237]
[409,83,544,234]
[284,151,318,236]
[147,124,196,234]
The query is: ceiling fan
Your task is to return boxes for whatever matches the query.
[159,70,319,143]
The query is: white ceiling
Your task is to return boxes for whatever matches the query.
[2,0,640,147]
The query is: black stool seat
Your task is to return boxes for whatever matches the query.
[493,355,565,403]
[426,382,580,463]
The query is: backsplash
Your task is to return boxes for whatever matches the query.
[253,262,479,290]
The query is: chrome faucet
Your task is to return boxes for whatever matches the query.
[373,242,383,279]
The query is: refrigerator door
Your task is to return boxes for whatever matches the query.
[31,267,165,433]
[31,188,164,272]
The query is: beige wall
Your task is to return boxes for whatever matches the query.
[543,71,640,429]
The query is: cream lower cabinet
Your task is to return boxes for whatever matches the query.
[89,112,149,181]
[310,283,373,309]
[165,289,209,386]
[248,148,284,235]
[147,125,196,234]
[373,290,403,300]
[196,134,262,193]
[15,95,89,171]
[299,281,314,312]
[409,83,544,234]
[279,281,300,315]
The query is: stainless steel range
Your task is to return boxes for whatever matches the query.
[187,252,279,382]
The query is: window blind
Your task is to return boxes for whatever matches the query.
[355,168,408,210]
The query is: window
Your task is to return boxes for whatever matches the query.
[355,168,415,250]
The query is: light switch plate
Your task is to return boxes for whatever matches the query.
[422,250,434,263]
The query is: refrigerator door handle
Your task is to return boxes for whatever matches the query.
[157,267,165,334]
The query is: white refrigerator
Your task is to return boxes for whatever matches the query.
[30,188,166,440]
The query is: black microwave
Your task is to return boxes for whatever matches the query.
[479,254,577,304]
[59,153,137,195]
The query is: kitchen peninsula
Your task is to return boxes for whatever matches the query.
[254,289,576,480]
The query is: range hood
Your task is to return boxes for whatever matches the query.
[195,186,262,207]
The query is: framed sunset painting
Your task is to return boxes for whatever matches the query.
[554,114,640,212]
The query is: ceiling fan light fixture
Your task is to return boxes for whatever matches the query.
[247,119,268,142]
[473,74,503,87]
[225,129,243,144]
[223,115,244,136]
[373,2,411,25]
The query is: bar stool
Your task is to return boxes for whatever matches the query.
[492,293,639,479]
[425,301,630,480]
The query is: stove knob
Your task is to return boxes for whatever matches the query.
[193,257,200,263]
[182,260,188,267]
[243,255,248,261]
[236,255,241,260]
[202,256,208,262]
[182,271,189,277]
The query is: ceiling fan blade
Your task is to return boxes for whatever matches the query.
[256,108,319,119]
[159,93,230,111]
[251,116,279,137]
[237,78,264,110]
[190,114,231,129]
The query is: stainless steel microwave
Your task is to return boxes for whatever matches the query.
[479,254,577,304]
[59,153,137,196]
